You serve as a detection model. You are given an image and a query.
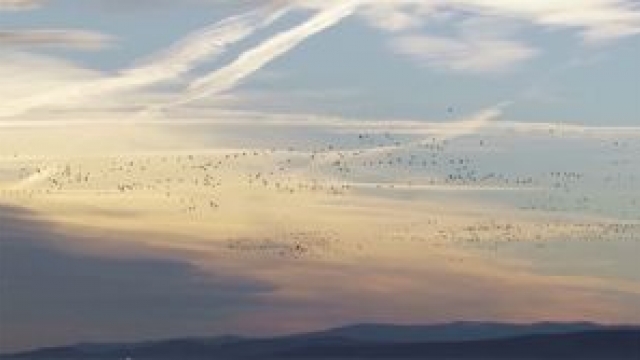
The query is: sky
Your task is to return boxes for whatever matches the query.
[0,0,639,353]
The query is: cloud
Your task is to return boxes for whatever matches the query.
[0,204,270,352]
[0,29,113,50]
[0,52,102,101]
[84,0,284,12]
[173,0,639,88]
[324,103,508,163]
[360,1,638,73]
[0,0,42,11]
[4,0,637,117]
[4,103,640,139]
[116,6,288,90]
[171,0,365,107]
[491,121,640,138]
[355,0,639,73]
[456,0,640,43]
[360,3,435,32]
[392,34,538,73]
[2,1,640,351]
[0,6,288,118]
[361,0,640,43]
[0,52,104,118]
[4,198,638,352]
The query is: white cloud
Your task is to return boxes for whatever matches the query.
[392,34,538,73]
[0,6,288,118]
[361,0,640,43]
[0,0,42,11]
[120,7,288,90]
[170,0,364,107]
[0,29,113,50]
[359,0,638,73]
[360,3,435,32]
[455,0,640,43]
[2,0,637,119]
[0,52,102,104]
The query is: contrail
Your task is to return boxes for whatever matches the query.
[315,102,510,165]
[0,6,289,118]
[114,7,289,90]
[168,0,365,108]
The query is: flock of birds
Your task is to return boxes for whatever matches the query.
[1,130,639,259]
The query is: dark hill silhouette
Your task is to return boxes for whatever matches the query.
[297,321,613,342]
[281,329,640,359]
[2,323,639,360]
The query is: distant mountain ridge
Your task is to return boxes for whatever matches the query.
[3,322,639,359]
[297,320,620,342]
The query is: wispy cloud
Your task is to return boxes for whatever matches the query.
[360,0,638,73]
[392,34,538,73]
[171,0,365,107]
[0,7,288,118]
[0,29,113,50]
[334,103,508,161]
[360,2,435,32]
[361,0,640,43]
[457,0,640,43]
[4,0,637,116]
[0,0,42,11]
